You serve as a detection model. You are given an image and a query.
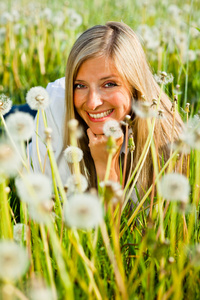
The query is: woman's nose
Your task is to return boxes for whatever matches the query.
[86,89,103,110]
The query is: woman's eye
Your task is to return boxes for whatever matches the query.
[74,83,85,89]
[104,82,117,88]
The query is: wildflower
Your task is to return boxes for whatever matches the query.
[128,133,135,152]
[132,101,156,119]
[154,71,174,85]
[68,119,79,131]
[40,7,52,21]
[177,118,200,151]
[185,103,190,113]
[67,8,83,29]
[44,127,52,141]
[29,278,54,300]
[100,180,123,204]
[29,286,54,300]
[187,49,197,62]
[64,192,103,229]
[13,223,27,243]
[28,200,54,224]
[173,85,182,96]
[187,244,200,268]
[63,146,83,163]
[64,174,88,195]
[103,120,123,139]
[0,94,12,115]
[26,86,49,110]
[159,173,190,203]
[0,240,29,281]
[168,4,181,18]
[15,173,52,204]
[0,141,21,177]
[6,112,34,141]
[0,12,13,25]
[157,109,165,119]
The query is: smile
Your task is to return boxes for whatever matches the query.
[88,109,113,119]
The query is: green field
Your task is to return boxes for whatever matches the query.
[0,0,200,299]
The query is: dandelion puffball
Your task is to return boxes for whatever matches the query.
[0,240,29,281]
[6,111,34,141]
[64,193,103,229]
[0,94,12,115]
[103,120,123,139]
[15,173,52,204]
[159,173,190,203]
[26,86,49,110]
[0,141,21,177]
[63,146,83,163]
[65,174,88,195]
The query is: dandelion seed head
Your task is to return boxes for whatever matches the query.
[68,119,79,131]
[132,101,156,119]
[100,180,123,204]
[28,200,53,224]
[178,118,200,150]
[29,278,54,300]
[30,286,54,300]
[187,244,200,268]
[6,111,34,141]
[67,9,82,29]
[63,146,83,163]
[154,71,174,85]
[64,193,103,229]
[0,240,29,281]
[159,173,190,203]
[26,86,49,110]
[0,94,12,115]
[0,141,21,177]
[103,120,123,139]
[13,223,27,243]
[15,173,52,204]
[65,174,88,195]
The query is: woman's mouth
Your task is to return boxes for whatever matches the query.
[88,109,113,120]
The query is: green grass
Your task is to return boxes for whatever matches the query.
[1,0,200,299]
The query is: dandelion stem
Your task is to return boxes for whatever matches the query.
[0,115,28,170]
[104,152,113,182]
[0,179,13,239]
[100,221,128,299]
[35,110,44,172]
[122,123,129,188]
[41,109,66,207]
[40,224,57,300]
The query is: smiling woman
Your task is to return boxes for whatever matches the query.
[30,21,183,196]
[74,56,132,135]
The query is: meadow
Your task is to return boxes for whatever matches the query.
[0,0,200,299]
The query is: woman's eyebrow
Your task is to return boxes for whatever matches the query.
[100,75,118,80]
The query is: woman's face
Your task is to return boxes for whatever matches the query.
[74,56,132,135]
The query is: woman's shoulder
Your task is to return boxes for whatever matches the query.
[45,77,66,131]
[46,77,65,97]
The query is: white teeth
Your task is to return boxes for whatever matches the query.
[89,109,113,119]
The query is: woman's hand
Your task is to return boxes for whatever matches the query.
[87,128,123,182]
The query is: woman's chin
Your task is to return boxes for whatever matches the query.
[90,127,104,135]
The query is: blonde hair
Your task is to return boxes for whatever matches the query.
[64,21,183,190]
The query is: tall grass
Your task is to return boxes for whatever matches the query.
[1,0,200,299]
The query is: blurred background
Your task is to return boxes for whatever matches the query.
[0,0,200,113]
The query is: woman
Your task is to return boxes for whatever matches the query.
[30,21,183,195]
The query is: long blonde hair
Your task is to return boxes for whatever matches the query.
[64,21,183,190]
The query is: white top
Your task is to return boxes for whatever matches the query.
[29,77,70,185]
